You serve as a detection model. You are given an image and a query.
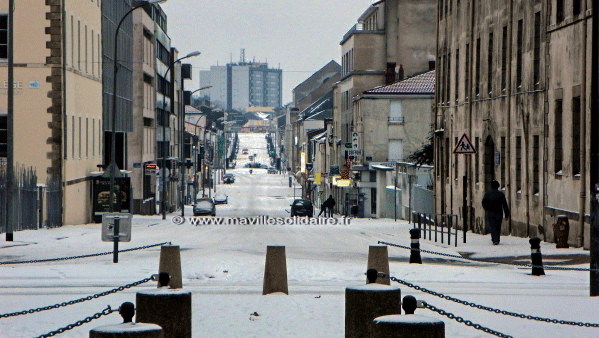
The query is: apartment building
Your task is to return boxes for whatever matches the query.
[0,0,106,225]
[435,0,594,247]
[200,60,283,113]
[330,0,437,215]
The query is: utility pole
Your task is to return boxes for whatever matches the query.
[589,0,599,296]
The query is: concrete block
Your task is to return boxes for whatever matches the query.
[371,314,445,337]
[262,245,288,295]
[345,284,401,338]
[136,289,192,338]
[367,245,390,285]
[158,245,182,289]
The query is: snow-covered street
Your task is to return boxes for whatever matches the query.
[1,134,597,337]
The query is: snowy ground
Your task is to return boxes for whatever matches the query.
[1,133,598,337]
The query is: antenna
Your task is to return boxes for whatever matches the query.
[240,48,245,63]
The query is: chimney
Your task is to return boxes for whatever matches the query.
[385,62,396,85]
[398,64,405,81]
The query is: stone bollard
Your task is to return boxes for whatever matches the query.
[90,302,163,338]
[345,273,401,338]
[158,244,182,289]
[136,275,192,338]
[529,237,545,276]
[367,245,390,285]
[370,295,445,338]
[409,228,422,264]
[263,245,288,295]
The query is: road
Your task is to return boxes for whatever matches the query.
[0,133,596,337]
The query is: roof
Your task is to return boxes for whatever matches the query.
[366,70,435,95]
[299,91,333,120]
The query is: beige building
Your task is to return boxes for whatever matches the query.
[128,6,158,215]
[435,0,594,247]
[0,0,103,225]
[331,0,437,214]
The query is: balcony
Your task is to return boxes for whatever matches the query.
[388,116,405,125]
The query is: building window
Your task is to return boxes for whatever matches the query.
[0,115,6,157]
[71,116,75,159]
[516,19,523,88]
[516,135,522,191]
[556,0,565,23]
[488,32,493,94]
[475,38,481,96]
[454,137,458,178]
[465,43,470,99]
[455,48,459,101]
[388,139,403,161]
[447,52,451,103]
[91,29,94,75]
[533,12,541,85]
[554,99,563,174]
[85,25,88,73]
[70,16,74,66]
[500,136,506,187]
[475,137,480,182]
[573,0,582,16]
[572,96,581,175]
[0,15,7,59]
[533,135,540,194]
[78,20,81,70]
[501,26,507,91]
[445,138,450,179]
[371,188,377,214]
[78,116,82,159]
[86,118,89,158]
[92,119,95,157]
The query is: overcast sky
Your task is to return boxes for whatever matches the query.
[160,0,375,105]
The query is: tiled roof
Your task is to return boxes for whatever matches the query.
[366,70,435,95]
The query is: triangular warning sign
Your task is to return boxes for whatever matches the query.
[453,133,476,154]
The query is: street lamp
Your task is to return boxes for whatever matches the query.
[107,0,167,214]
[160,50,201,220]
[179,85,212,214]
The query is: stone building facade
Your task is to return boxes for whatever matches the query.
[435,0,594,247]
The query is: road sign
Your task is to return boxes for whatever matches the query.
[453,133,476,154]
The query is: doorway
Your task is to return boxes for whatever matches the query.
[484,136,495,192]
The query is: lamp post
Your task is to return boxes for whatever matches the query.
[160,50,201,220]
[107,0,167,215]
[179,85,212,213]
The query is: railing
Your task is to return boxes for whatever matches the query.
[412,212,461,247]
[388,116,405,124]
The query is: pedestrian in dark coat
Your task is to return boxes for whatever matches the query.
[482,180,510,245]
[323,195,336,217]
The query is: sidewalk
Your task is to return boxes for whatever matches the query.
[375,216,591,267]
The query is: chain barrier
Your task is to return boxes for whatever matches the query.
[378,240,596,272]
[34,305,116,338]
[423,301,514,338]
[0,275,154,319]
[0,241,170,265]
[380,273,599,328]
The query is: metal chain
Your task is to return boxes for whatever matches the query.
[423,301,514,338]
[0,276,153,319]
[35,305,115,338]
[381,273,599,328]
[0,241,170,265]
[378,240,595,272]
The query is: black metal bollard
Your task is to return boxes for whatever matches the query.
[366,268,378,284]
[529,237,545,276]
[402,295,417,315]
[119,302,135,323]
[409,228,422,264]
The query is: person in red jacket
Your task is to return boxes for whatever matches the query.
[482,180,510,245]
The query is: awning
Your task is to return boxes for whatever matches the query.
[370,164,394,171]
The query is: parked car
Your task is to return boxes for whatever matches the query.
[242,148,249,154]
[290,199,314,217]
[214,194,228,205]
[224,173,235,184]
[267,167,277,174]
[193,198,216,216]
